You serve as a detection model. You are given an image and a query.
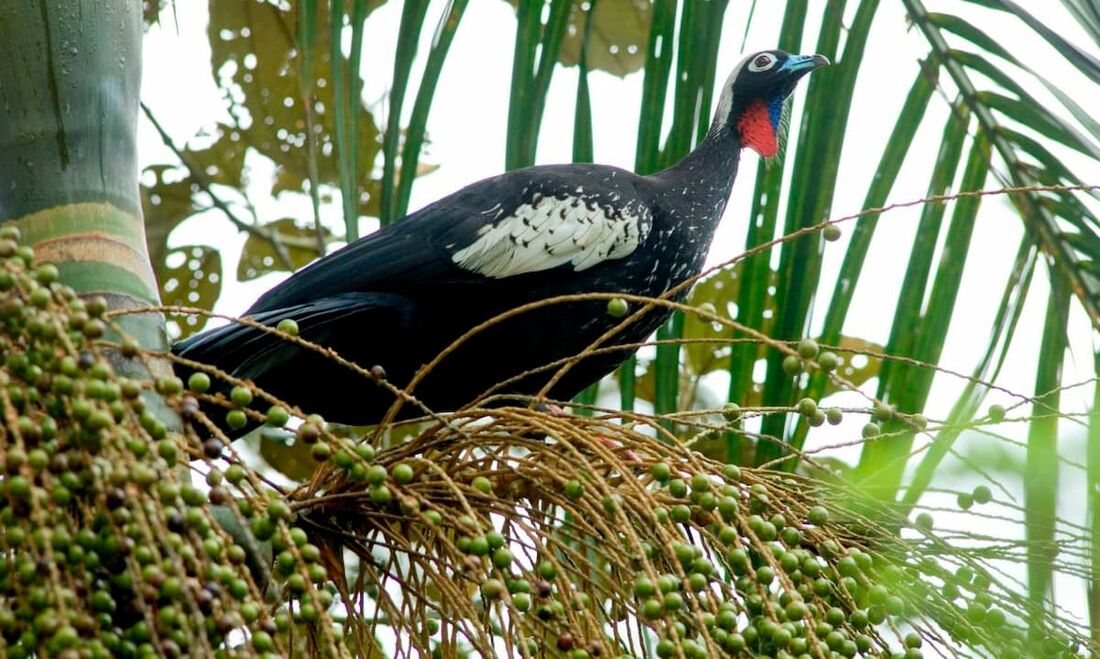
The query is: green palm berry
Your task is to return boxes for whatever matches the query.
[252,631,274,652]
[718,496,739,521]
[310,443,331,461]
[972,485,992,504]
[872,403,894,422]
[756,566,775,585]
[810,409,827,426]
[355,443,376,460]
[782,354,803,375]
[369,485,392,506]
[914,512,934,531]
[656,574,679,593]
[786,601,808,620]
[538,561,557,580]
[480,578,504,599]
[392,463,414,484]
[650,462,672,481]
[886,595,906,616]
[797,397,817,417]
[512,592,532,612]
[817,351,840,371]
[276,318,299,336]
[225,409,247,430]
[365,465,387,486]
[606,298,629,317]
[230,386,253,407]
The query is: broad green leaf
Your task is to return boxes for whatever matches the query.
[1024,273,1070,626]
[633,0,676,174]
[1060,0,1100,48]
[926,12,1020,64]
[857,133,992,499]
[378,0,431,224]
[902,238,1038,507]
[394,0,470,218]
[756,0,880,467]
[978,91,1100,160]
[792,61,938,452]
[949,49,1028,98]
[962,0,1100,83]
[1090,351,1100,644]
[726,0,809,462]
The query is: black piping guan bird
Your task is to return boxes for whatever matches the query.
[172,50,828,427]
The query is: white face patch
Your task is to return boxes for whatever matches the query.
[451,195,650,279]
[712,57,748,135]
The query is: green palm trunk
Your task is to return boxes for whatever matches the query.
[0,1,167,362]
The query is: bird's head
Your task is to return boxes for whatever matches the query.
[715,50,830,158]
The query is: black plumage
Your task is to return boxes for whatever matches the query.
[173,50,827,426]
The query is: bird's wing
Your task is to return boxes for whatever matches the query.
[447,183,651,279]
[248,164,652,313]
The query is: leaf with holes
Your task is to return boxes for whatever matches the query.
[683,264,780,377]
[158,245,223,339]
[501,0,650,77]
[209,0,383,199]
[558,0,650,77]
[142,165,199,269]
[256,429,317,482]
[822,336,885,397]
[237,218,328,281]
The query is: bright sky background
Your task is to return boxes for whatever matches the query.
[141,0,1100,625]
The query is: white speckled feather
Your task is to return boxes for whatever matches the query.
[452,196,648,279]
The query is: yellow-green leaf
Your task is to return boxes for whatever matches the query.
[237,218,327,281]
[158,244,223,338]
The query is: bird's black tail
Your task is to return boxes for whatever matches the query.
[171,292,421,431]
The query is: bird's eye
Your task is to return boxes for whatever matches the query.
[748,53,777,72]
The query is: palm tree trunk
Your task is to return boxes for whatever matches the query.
[0,0,169,367]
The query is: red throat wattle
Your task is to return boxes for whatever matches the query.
[736,99,778,158]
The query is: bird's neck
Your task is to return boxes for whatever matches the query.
[649,123,742,228]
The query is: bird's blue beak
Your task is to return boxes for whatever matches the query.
[779,54,831,74]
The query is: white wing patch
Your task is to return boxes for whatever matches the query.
[452,195,649,279]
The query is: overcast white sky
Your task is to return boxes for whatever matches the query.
[141,0,1100,622]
